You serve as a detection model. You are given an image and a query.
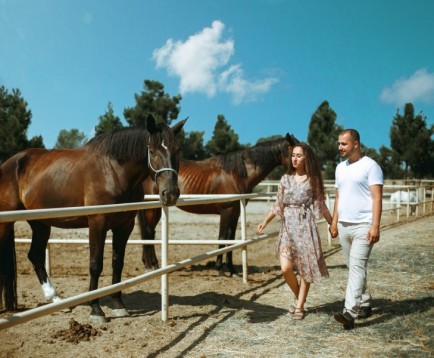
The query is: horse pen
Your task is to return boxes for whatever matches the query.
[0,183,433,357]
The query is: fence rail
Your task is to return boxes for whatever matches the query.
[256,181,434,222]
[1,181,433,331]
[0,193,277,330]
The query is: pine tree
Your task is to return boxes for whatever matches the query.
[124,80,182,127]
[54,129,87,149]
[390,103,433,178]
[95,102,124,135]
[205,114,242,155]
[307,101,343,179]
[0,86,44,162]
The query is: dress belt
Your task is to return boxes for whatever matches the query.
[286,203,311,218]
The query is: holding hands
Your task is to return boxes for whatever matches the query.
[329,222,339,238]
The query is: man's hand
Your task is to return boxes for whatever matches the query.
[367,226,380,245]
[329,223,339,238]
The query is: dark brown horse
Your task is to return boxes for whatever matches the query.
[0,115,186,323]
[139,133,299,276]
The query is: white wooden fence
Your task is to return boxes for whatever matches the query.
[1,180,433,331]
[0,193,278,330]
[257,180,434,222]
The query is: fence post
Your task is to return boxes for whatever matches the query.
[161,206,169,322]
[240,198,248,284]
[397,190,401,222]
[422,187,426,215]
[431,186,434,213]
[406,188,410,218]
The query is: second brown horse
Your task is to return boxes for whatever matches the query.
[139,133,299,277]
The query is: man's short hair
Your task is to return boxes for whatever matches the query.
[340,129,360,142]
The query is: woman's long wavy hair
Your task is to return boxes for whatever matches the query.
[287,142,325,200]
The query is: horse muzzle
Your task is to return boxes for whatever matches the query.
[160,186,180,206]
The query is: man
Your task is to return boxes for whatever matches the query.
[329,129,383,329]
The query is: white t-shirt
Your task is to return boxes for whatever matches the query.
[335,156,383,223]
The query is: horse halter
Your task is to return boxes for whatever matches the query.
[147,145,178,181]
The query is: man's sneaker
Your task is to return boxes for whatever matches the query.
[357,306,372,319]
[334,312,355,330]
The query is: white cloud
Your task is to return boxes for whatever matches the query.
[153,20,278,104]
[380,68,434,106]
[219,64,279,105]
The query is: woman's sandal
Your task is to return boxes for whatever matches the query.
[291,307,305,320]
[288,301,298,314]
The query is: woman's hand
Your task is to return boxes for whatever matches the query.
[329,222,338,238]
[257,212,275,234]
[257,222,267,234]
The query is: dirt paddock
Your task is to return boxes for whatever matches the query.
[0,202,433,357]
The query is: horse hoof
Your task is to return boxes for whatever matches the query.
[90,315,109,324]
[112,308,130,317]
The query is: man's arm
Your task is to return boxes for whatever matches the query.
[367,184,383,244]
[329,190,339,238]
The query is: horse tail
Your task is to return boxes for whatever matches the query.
[0,224,18,311]
[0,158,19,311]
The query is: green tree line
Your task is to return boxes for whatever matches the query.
[1,81,433,179]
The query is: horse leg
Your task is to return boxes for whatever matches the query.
[215,217,227,277]
[139,209,161,271]
[225,213,240,277]
[27,221,63,304]
[216,207,240,277]
[88,217,109,323]
[0,222,18,311]
[110,219,135,318]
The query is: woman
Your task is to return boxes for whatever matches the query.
[257,143,332,320]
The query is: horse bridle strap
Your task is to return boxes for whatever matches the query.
[147,146,178,181]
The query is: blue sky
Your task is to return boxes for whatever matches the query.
[1,0,433,150]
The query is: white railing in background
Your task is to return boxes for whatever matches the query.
[0,193,278,330]
[256,181,434,221]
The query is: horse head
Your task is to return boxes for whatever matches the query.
[280,133,300,168]
[147,115,187,206]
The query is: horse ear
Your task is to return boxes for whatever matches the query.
[172,117,188,136]
[147,115,158,134]
[286,133,300,147]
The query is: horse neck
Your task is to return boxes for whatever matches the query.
[243,155,282,190]
[113,159,150,191]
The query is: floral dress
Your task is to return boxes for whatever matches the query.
[271,174,329,283]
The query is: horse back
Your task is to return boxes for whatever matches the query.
[14,148,92,208]
[143,158,244,215]
[1,147,139,207]
[1,147,145,227]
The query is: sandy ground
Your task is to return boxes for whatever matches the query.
[0,202,433,357]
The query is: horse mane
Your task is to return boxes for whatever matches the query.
[217,137,289,178]
[86,125,175,162]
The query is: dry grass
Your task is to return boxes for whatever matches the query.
[158,215,434,358]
